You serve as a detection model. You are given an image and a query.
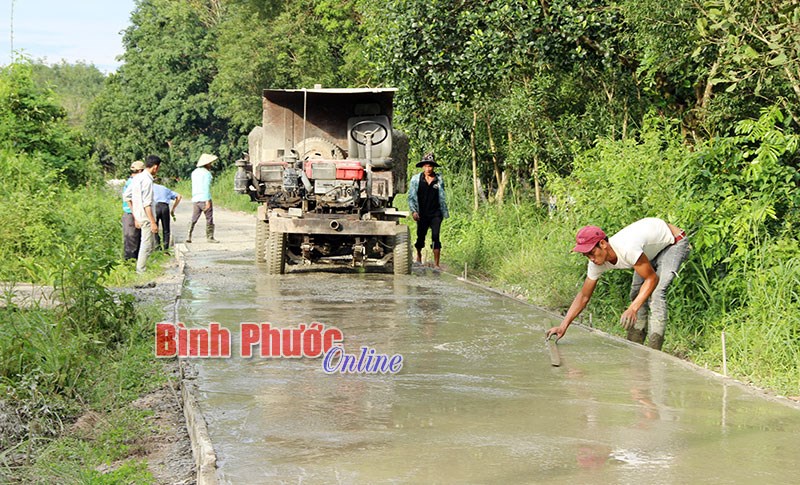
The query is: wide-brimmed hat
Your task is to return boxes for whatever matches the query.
[415,152,439,168]
[572,225,607,253]
[196,153,218,167]
[130,160,145,171]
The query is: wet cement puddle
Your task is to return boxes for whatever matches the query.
[181,258,800,483]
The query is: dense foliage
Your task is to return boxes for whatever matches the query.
[30,60,106,127]
[0,60,164,482]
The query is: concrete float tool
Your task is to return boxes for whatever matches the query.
[545,333,561,367]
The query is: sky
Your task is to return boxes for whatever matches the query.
[0,0,136,73]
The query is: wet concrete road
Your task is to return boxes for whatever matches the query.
[176,208,800,484]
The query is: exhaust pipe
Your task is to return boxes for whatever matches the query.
[330,220,342,231]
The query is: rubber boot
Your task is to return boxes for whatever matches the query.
[186,222,196,243]
[648,333,664,351]
[626,327,646,344]
[433,248,441,270]
[206,224,220,243]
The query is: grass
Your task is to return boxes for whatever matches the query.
[0,300,167,483]
[103,251,173,288]
[10,407,155,484]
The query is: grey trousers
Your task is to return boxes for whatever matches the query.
[191,201,214,226]
[630,237,691,337]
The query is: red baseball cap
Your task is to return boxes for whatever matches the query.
[572,225,607,253]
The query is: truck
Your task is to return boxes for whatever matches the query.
[234,88,411,274]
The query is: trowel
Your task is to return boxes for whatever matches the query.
[545,332,561,367]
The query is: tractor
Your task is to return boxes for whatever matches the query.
[234,88,411,274]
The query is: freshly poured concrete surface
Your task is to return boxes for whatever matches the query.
[180,256,800,484]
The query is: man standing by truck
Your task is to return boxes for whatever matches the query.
[187,153,219,244]
[545,218,690,350]
[124,155,162,274]
[122,160,144,260]
[153,182,182,252]
[408,152,449,270]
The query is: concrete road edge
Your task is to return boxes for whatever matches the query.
[173,243,220,485]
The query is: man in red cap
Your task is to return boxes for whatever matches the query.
[546,218,690,350]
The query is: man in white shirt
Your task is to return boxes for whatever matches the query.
[546,218,690,350]
[124,155,162,274]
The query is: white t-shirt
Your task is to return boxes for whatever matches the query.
[587,218,675,280]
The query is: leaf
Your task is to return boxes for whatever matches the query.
[696,17,708,36]
[768,52,788,66]
[742,45,759,59]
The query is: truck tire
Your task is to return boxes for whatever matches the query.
[266,231,287,275]
[255,220,268,263]
[393,226,411,275]
[293,137,344,160]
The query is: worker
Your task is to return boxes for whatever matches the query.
[124,155,162,274]
[546,218,690,350]
[122,160,144,260]
[187,153,219,244]
[153,182,182,252]
[408,152,449,270]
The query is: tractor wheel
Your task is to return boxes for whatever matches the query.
[393,226,411,275]
[255,219,268,263]
[266,231,287,275]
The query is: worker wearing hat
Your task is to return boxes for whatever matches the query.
[121,160,145,260]
[187,153,220,244]
[407,152,449,270]
[546,218,690,350]
[123,155,163,274]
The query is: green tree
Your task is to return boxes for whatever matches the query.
[87,0,230,177]
[211,0,363,135]
[0,62,94,185]
[694,0,800,130]
[30,60,106,128]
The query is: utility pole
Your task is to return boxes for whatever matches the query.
[10,0,15,62]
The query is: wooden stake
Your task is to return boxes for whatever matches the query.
[721,331,728,376]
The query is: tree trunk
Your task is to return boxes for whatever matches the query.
[471,110,479,211]
[782,63,800,104]
[701,59,719,111]
[486,118,505,205]
[533,152,541,206]
[622,99,629,140]
[497,171,509,205]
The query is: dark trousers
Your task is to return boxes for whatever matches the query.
[415,215,443,250]
[191,201,214,226]
[155,202,171,250]
[122,212,141,260]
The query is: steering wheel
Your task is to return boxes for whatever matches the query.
[350,120,389,146]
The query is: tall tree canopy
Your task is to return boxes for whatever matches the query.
[88,0,228,177]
